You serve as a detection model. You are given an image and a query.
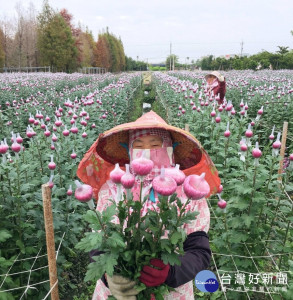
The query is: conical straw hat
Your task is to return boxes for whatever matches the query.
[77,111,221,198]
[96,111,205,167]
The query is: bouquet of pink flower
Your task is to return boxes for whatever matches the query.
[75,153,210,299]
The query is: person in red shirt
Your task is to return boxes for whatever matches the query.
[205,71,226,104]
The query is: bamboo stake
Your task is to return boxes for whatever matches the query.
[185,123,190,132]
[278,122,288,182]
[42,184,59,300]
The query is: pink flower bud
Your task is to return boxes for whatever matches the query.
[70,126,78,134]
[110,163,126,184]
[257,106,264,115]
[52,133,58,142]
[224,122,230,137]
[0,140,9,154]
[121,164,135,189]
[164,164,186,186]
[269,125,275,140]
[48,155,56,170]
[11,135,21,152]
[252,142,262,158]
[152,167,177,196]
[67,185,73,196]
[74,180,93,202]
[215,114,221,123]
[183,173,210,200]
[16,133,23,144]
[48,174,54,189]
[63,127,70,136]
[130,151,154,176]
[218,199,227,209]
[245,124,253,138]
[272,132,281,149]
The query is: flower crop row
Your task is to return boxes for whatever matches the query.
[0,72,142,299]
[152,71,293,298]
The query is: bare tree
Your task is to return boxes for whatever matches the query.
[0,17,15,67]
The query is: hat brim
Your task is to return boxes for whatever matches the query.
[205,71,223,81]
[96,121,204,170]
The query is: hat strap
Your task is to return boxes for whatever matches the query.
[119,142,130,158]
[172,142,179,150]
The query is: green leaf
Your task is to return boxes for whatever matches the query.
[242,215,255,227]
[161,252,181,266]
[0,230,12,243]
[75,232,103,252]
[102,204,117,223]
[85,253,118,281]
[16,240,25,254]
[106,232,126,250]
[170,231,182,245]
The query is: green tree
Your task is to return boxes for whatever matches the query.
[277,46,289,56]
[37,13,78,72]
[80,28,96,67]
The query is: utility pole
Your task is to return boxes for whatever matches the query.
[170,42,172,71]
[240,40,244,57]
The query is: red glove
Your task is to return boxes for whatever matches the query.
[139,258,170,287]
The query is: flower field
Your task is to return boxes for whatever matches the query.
[0,70,292,299]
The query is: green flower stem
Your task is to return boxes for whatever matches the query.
[21,150,28,183]
[136,179,144,245]
[16,157,21,196]
[93,208,107,236]
[35,140,44,175]
[278,202,292,269]
[223,212,231,252]
[247,166,257,216]
[55,148,63,187]
[262,156,278,225]
[224,137,230,169]
[5,169,12,196]
[175,198,191,228]
[264,196,281,250]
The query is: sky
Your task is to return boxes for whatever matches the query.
[1,0,293,63]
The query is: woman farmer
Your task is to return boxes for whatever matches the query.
[77,111,221,300]
[205,71,226,105]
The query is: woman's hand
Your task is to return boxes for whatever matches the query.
[106,274,139,300]
[139,258,170,287]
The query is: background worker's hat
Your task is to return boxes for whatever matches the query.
[77,111,221,199]
[205,71,225,82]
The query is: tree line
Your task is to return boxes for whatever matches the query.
[194,45,293,71]
[0,0,147,72]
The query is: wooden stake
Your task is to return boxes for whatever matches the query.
[42,184,60,300]
[185,123,190,132]
[278,122,288,182]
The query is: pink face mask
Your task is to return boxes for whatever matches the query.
[207,78,218,89]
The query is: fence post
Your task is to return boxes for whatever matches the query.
[42,184,60,300]
[278,121,288,182]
